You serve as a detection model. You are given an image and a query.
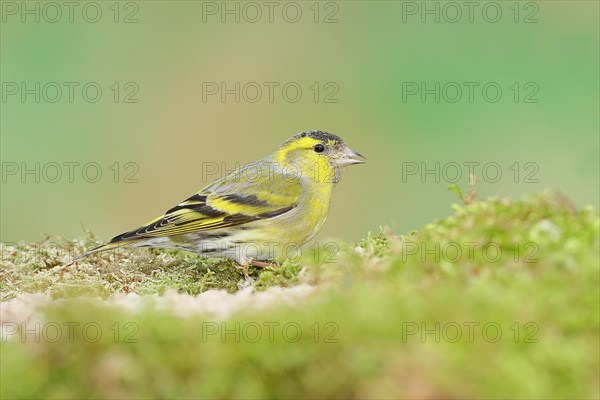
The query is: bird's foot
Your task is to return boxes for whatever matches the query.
[236,259,280,279]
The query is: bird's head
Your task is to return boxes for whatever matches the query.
[271,130,365,182]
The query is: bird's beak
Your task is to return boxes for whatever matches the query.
[335,146,366,167]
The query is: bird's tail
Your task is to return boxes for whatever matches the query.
[74,238,140,261]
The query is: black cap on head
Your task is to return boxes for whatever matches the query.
[295,130,343,143]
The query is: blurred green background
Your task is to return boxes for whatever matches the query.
[1,1,598,243]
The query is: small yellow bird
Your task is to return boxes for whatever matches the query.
[80,130,365,267]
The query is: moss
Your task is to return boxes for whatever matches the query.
[0,242,266,300]
[1,191,598,398]
[355,227,390,258]
[2,190,596,300]
[253,261,302,291]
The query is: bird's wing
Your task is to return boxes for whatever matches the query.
[107,163,302,243]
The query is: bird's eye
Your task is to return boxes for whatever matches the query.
[314,144,325,153]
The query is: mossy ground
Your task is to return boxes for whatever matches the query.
[1,191,599,399]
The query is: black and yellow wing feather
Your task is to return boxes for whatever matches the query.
[79,163,302,258]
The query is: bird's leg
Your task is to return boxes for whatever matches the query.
[250,260,280,268]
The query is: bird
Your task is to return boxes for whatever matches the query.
[78,130,365,267]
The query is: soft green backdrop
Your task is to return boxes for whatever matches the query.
[1,1,598,243]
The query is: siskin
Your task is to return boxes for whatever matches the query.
[80,130,365,267]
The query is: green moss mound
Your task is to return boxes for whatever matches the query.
[1,191,598,398]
